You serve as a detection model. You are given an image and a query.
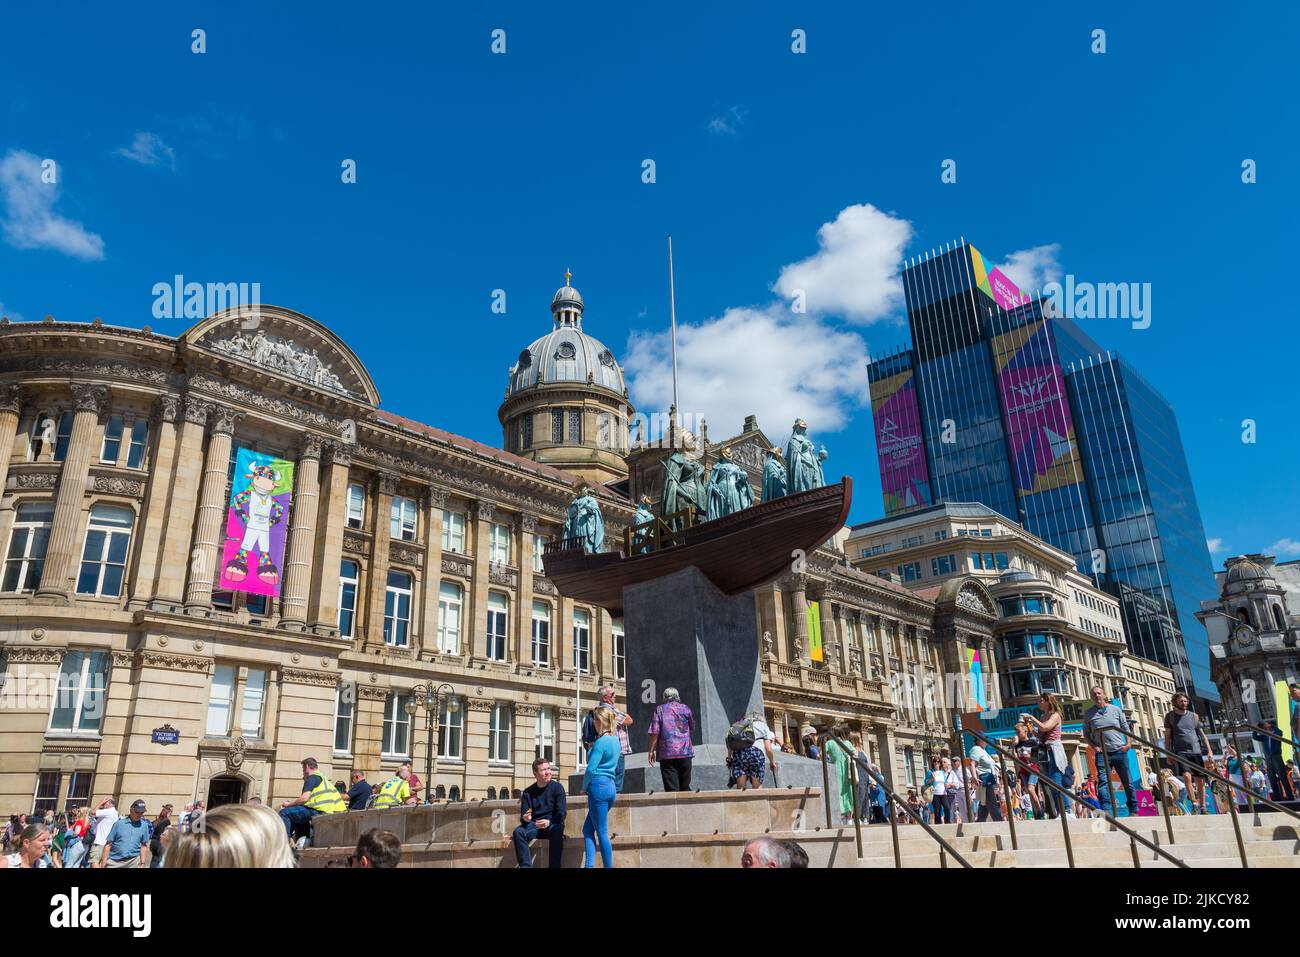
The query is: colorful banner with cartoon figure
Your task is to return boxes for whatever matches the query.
[219,448,294,597]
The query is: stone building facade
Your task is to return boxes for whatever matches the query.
[0,290,998,815]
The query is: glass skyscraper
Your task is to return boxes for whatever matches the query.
[868,241,1219,705]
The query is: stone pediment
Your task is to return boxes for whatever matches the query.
[182,306,379,406]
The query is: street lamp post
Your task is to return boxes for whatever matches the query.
[405,683,457,804]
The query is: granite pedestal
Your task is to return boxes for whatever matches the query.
[570,564,826,794]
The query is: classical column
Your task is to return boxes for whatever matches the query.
[278,434,323,629]
[352,685,390,776]
[183,405,242,611]
[790,576,809,665]
[308,442,352,635]
[128,396,180,609]
[418,488,448,656]
[0,384,22,495]
[152,397,212,608]
[770,588,789,663]
[514,514,537,665]
[469,500,494,659]
[363,472,398,650]
[818,592,836,671]
[873,723,897,793]
[34,384,107,602]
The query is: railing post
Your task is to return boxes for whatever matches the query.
[1100,737,1119,828]
[887,779,903,869]
[1157,771,1177,845]
[819,734,833,830]
[847,747,864,860]
[1225,773,1250,869]
[1057,775,1077,868]
[996,743,1018,851]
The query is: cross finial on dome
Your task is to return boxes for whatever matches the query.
[565,267,572,286]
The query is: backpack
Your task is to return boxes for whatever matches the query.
[725,718,757,752]
[1061,762,1076,791]
[581,710,597,749]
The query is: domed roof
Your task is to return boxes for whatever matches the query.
[552,284,584,313]
[1225,556,1271,586]
[509,325,625,396]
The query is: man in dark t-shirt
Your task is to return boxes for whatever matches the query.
[1164,693,1213,813]
[512,758,567,868]
[347,770,372,810]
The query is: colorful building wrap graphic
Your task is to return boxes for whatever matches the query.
[1276,680,1295,765]
[806,600,824,663]
[991,320,1084,495]
[966,646,988,710]
[870,368,931,513]
[969,245,1030,312]
[219,448,295,598]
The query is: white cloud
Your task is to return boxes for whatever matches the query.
[1267,538,1300,558]
[773,203,912,323]
[624,304,870,440]
[996,243,1062,294]
[0,150,105,260]
[707,106,747,136]
[1206,537,1224,554]
[115,131,175,169]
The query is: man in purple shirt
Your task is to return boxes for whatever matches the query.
[647,687,695,791]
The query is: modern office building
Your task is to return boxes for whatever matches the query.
[867,241,1220,707]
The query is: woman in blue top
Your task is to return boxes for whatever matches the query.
[582,707,621,868]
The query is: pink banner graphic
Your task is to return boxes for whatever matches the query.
[872,368,931,513]
[219,448,295,598]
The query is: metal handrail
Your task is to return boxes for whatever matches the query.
[819,732,972,868]
[1240,719,1300,757]
[1111,724,1300,822]
[965,729,1189,869]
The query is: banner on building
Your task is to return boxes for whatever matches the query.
[967,647,988,711]
[806,600,824,663]
[969,244,1030,312]
[990,319,1085,496]
[1276,680,1296,764]
[870,366,932,514]
[219,448,295,598]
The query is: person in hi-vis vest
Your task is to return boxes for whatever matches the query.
[374,766,412,809]
[279,757,346,848]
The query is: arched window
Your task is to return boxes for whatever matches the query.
[448,785,460,802]
[486,591,509,661]
[486,786,497,800]
[435,785,446,800]
[76,504,135,598]
[1238,608,1253,628]
[511,788,521,799]
[1274,605,1286,631]
[3,502,54,592]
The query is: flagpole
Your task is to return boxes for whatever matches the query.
[668,235,680,447]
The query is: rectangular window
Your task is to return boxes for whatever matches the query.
[346,483,365,529]
[437,582,462,654]
[532,535,548,574]
[612,621,625,682]
[486,592,508,661]
[572,608,590,674]
[49,650,109,735]
[3,502,54,592]
[904,747,917,788]
[333,684,354,754]
[53,412,74,462]
[552,409,564,443]
[384,571,413,647]
[34,771,61,815]
[76,504,134,598]
[382,692,411,758]
[489,522,511,564]
[101,415,123,463]
[66,770,93,811]
[439,697,464,759]
[535,707,555,763]
[206,664,236,737]
[338,560,359,637]
[390,495,417,541]
[126,420,149,469]
[994,552,1009,571]
[441,510,466,553]
[568,408,582,443]
[489,703,512,764]
[531,600,551,666]
[245,593,268,617]
[521,415,533,450]
[239,668,267,737]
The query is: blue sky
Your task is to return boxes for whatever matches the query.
[2,2,1296,565]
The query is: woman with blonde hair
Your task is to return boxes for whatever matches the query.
[0,823,53,868]
[165,803,296,868]
[580,706,620,868]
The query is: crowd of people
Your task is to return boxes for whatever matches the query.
[5,683,1295,869]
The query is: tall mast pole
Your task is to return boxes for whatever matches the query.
[668,235,680,447]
